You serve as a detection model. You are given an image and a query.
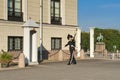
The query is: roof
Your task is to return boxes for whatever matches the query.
[22,18,39,28]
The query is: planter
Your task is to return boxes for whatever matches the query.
[0,51,13,68]
[1,63,9,68]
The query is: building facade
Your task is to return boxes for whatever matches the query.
[0,0,80,62]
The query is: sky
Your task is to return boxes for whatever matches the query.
[78,0,120,31]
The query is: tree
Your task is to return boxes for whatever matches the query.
[81,28,120,52]
[94,28,120,52]
[81,32,90,52]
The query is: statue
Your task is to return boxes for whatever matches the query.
[95,33,106,53]
[97,33,103,42]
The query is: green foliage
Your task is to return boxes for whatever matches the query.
[82,28,120,52]
[94,28,120,52]
[81,32,90,52]
[0,52,13,64]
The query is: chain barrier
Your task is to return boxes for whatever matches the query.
[49,50,60,57]
[61,50,70,55]
[48,49,81,57]
[49,49,81,56]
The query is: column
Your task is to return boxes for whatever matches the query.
[23,27,30,64]
[32,31,38,63]
[90,27,94,58]
[77,28,81,57]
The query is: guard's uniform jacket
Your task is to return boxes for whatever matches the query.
[65,39,76,65]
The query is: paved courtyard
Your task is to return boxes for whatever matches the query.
[0,59,120,80]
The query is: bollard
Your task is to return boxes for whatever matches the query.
[58,50,63,61]
[18,53,25,68]
[116,50,119,58]
[111,53,115,60]
[103,49,108,58]
[80,49,85,59]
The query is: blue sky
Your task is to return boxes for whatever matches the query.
[78,0,120,31]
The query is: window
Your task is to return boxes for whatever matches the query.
[8,0,23,21]
[51,38,62,50]
[51,0,61,25]
[8,36,23,51]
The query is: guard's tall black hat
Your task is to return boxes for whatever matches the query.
[67,34,73,40]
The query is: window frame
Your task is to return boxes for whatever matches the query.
[51,0,61,25]
[8,36,23,51]
[8,0,23,21]
[51,37,62,50]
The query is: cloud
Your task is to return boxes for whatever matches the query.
[100,4,120,8]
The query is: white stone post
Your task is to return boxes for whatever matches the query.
[32,31,38,64]
[23,27,30,64]
[76,28,81,57]
[111,53,115,60]
[90,27,94,58]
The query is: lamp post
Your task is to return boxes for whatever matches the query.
[40,0,43,61]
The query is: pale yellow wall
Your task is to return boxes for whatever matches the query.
[0,0,78,26]
[0,20,78,52]
[41,24,78,50]
[0,21,23,51]
[43,0,49,23]
[27,0,40,22]
[27,0,49,23]
[65,0,78,26]
[27,0,78,26]
[0,0,4,19]
[0,0,78,51]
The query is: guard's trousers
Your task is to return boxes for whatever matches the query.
[68,49,76,65]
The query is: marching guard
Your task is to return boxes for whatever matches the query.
[65,34,77,65]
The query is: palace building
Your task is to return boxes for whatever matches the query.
[0,0,81,63]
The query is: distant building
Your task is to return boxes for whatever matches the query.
[0,0,80,61]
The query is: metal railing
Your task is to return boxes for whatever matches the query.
[51,16,62,25]
[8,11,23,21]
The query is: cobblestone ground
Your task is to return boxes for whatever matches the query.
[0,59,120,80]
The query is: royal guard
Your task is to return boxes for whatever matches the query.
[65,34,77,65]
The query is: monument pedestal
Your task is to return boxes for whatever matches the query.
[95,42,105,53]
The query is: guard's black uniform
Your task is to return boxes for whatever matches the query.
[65,34,77,65]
